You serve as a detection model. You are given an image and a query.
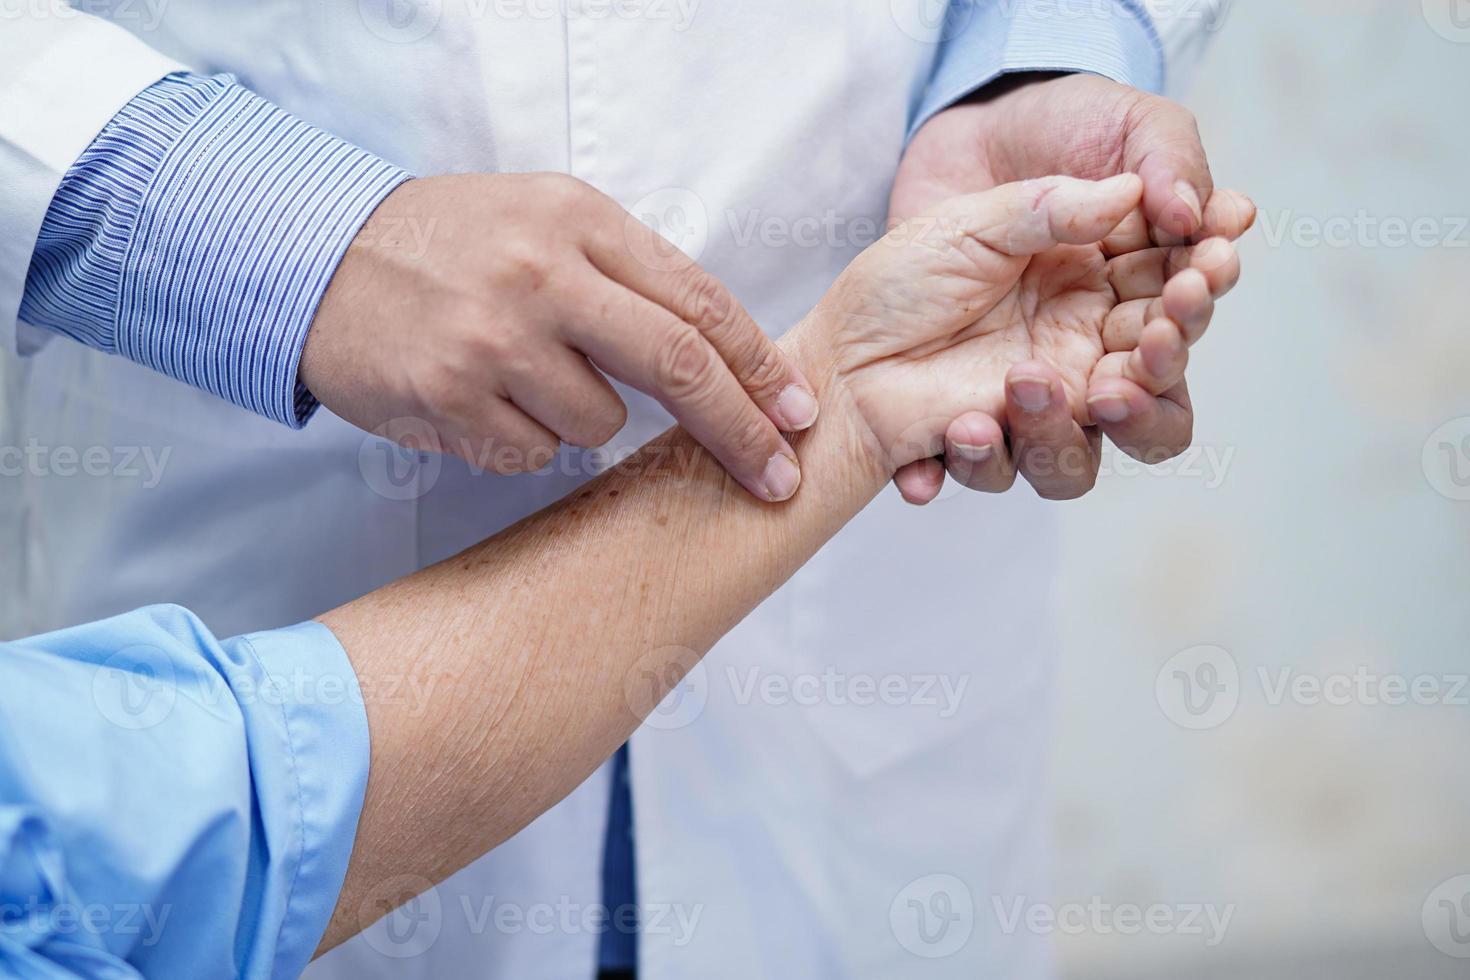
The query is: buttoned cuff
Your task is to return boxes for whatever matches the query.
[20,72,412,427]
[910,0,1166,139]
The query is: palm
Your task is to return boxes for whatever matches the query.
[882,77,1255,502]
[825,230,1117,467]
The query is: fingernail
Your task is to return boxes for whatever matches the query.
[1238,192,1258,230]
[1174,180,1203,227]
[776,385,819,431]
[1010,377,1053,414]
[1088,394,1130,424]
[951,442,994,464]
[761,452,801,502]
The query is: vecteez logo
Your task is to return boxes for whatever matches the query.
[890,874,974,959]
[358,0,444,43]
[1424,875,1470,958]
[1155,645,1240,730]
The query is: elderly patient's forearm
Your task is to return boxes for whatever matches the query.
[316,332,884,952]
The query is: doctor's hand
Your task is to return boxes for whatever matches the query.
[888,72,1255,502]
[789,174,1241,497]
[300,173,819,502]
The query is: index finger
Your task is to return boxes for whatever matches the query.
[569,278,805,503]
[588,209,820,434]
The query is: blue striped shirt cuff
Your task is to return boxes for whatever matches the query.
[911,0,1166,138]
[19,73,412,427]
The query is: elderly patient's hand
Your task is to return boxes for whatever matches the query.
[889,74,1256,502]
[787,174,1243,495]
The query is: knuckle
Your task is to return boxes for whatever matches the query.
[475,319,533,376]
[721,411,775,462]
[416,357,461,405]
[1025,444,1097,500]
[539,173,592,211]
[679,269,735,335]
[494,243,551,291]
[986,471,1019,494]
[736,339,789,401]
[653,326,717,400]
[1126,96,1206,164]
[1138,93,1197,131]
[505,435,559,472]
[575,401,629,448]
[415,357,474,420]
[951,461,1012,495]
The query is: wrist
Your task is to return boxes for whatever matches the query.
[778,314,892,499]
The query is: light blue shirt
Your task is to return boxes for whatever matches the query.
[0,605,369,978]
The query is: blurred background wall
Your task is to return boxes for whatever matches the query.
[1049,2,1470,977]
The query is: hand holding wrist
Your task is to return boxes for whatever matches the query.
[303,172,821,503]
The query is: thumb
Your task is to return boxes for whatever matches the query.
[939,174,1145,259]
[1127,99,1215,240]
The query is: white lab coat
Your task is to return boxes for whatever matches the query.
[0,2,1217,976]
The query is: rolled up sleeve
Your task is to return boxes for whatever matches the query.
[0,605,370,980]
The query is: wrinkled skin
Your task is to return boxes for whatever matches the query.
[888,73,1256,501]
[807,175,1247,500]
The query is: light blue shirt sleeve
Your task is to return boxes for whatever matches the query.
[18,72,412,428]
[911,0,1167,137]
[0,604,370,979]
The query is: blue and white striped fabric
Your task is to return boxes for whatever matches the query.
[19,72,411,428]
[912,0,1165,136]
